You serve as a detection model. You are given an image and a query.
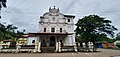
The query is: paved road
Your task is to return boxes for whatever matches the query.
[0,49,120,57]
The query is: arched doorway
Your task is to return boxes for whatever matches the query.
[50,36,56,47]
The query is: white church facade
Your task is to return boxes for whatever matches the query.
[28,6,77,52]
[0,6,97,53]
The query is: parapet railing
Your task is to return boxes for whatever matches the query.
[0,42,41,53]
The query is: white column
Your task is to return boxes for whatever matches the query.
[0,45,3,52]
[88,42,94,51]
[37,42,41,52]
[72,33,76,45]
[33,43,38,53]
[91,42,94,51]
[16,45,19,53]
[55,42,58,52]
[16,44,21,53]
[58,41,61,52]
[74,43,78,52]
[82,42,86,51]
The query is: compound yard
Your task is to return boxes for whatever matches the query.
[0,49,120,57]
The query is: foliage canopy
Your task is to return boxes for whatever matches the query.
[0,23,24,41]
[116,32,120,40]
[75,15,117,43]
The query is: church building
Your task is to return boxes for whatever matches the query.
[28,6,76,52]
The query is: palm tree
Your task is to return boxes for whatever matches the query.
[0,0,7,18]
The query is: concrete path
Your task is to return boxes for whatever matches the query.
[0,49,120,57]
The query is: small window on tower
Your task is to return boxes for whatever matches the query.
[60,28,62,32]
[44,28,46,32]
[68,19,70,22]
[51,28,55,32]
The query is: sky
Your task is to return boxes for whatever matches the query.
[1,0,120,35]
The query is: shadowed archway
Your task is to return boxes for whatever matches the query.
[50,36,55,47]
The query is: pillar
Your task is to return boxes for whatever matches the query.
[37,42,41,52]
[55,42,58,52]
[58,41,61,52]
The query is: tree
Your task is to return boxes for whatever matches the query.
[75,15,117,44]
[116,32,120,40]
[0,23,6,40]
[0,23,24,41]
[0,0,7,18]
[5,24,18,40]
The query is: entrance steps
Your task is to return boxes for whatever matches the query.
[61,46,75,52]
[41,47,55,53]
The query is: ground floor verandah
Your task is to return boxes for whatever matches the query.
[0,32,98,53]
[28,33,77,52]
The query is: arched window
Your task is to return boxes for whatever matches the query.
[68,19,70,22]
[60,28,62,32]
[44,28,46,32]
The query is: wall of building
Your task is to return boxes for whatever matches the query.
[38,7,76,46]
[39,23,67,33]
[39,17,74,33]
[27,37,37,45]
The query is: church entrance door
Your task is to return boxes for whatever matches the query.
[50,36,56,47]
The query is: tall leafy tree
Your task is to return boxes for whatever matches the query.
[0,23,24,41]
[116,32,120,40]
[5,24,18,40]
[75,15,117,43]
[0,23,6,40]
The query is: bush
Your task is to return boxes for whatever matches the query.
[116,43,120,45]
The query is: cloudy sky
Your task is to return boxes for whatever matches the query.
[1,0,120,34]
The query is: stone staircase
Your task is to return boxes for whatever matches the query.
[41,47,55,53]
